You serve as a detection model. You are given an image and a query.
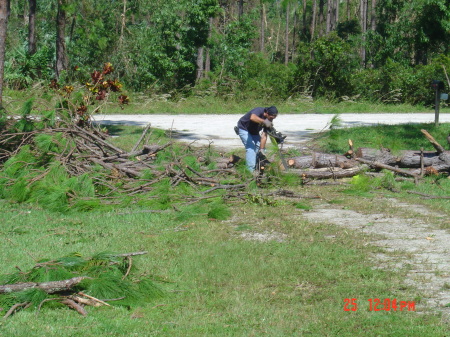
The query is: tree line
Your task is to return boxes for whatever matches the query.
[1,0,450,108]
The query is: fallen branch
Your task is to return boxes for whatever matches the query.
[355,158,419,178]
[0,276,90,294]
[61,298,88,316]
[3,302,31,319]
[421,129,445,154]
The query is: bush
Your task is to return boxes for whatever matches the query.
[351,57,448,106]
[294,33,360,99]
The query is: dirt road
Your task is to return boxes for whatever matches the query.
[93,113,450,150]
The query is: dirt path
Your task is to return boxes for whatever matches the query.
[94,113,450,150]
[303,201,450,321]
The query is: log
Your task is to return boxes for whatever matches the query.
[288,166,367,179]
[356,147,450,169]
[0,276,89,294]
[287,153,358,169]
[355,158,419,178]
[214,154,242,169]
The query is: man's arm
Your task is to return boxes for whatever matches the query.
[249,113,265,124]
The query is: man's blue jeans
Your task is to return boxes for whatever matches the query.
[238,128,261,172]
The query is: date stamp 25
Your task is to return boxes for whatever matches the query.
[344,298,415,312]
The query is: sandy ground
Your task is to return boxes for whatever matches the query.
[93,113,450,150]
[303,203,450,321]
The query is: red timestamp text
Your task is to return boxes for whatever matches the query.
[343,298,415,312]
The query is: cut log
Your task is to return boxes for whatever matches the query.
[356,147,450,170]
[214,154,242,169]
[0,276,89,294]
[287,153,358,169]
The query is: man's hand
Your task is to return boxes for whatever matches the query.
[262,119,273,128]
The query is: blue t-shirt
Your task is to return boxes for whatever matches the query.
[237,107,266,135]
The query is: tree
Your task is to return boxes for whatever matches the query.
[0,0,9,110]
[28,0,36,55]
[56,0,68,79]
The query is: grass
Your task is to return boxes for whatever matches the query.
[0,199,446,336]
[315,122,450,154]
[0,119,449,336]
[4,87,450,115]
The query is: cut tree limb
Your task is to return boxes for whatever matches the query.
[61,298,88,316]
[421,129,445,154]
[0,276,90,294]
[355,158,419,178]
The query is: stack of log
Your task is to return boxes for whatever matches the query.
[283,129,450,179]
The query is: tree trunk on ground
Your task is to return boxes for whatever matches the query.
[28,0,36,55]
[287,153,358,169]
[56,0,68,79]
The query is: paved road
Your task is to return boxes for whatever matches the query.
[93,113,450,150]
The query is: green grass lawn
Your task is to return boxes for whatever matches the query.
[0,198,447,337]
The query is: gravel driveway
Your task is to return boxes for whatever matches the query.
[93,113,450,150]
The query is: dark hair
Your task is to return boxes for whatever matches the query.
[265,106,278,116]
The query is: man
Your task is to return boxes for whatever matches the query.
[236,106,278,172]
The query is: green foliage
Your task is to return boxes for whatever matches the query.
[0,252,162,312]
[4,45,53,89]
[243,54,295,99]
[295,34,360,99]
[350,58,446,105]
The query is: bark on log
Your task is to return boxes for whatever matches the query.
[421,129,445,154]
[356,147,448,168]
[0,276,89,294]
[288,166,367,179]
[287,153,358,169]
[355,158,419,178]
[214,154,242,169]
[61,298,88,316]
